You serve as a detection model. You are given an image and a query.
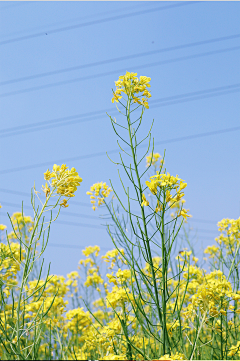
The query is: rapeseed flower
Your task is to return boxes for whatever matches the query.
[141,193,149,207]
[87,182,112,210]
[43,164,82,207]
[145,171,191,220]
[112,71,151,108]
[146,152,163,167]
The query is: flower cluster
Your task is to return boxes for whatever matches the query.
[87,182,112,211]
[111,71,151,108]
[43,164,82,207]
[6,212,34,241]
[215,217,240,252]
[146,152,163,167]
[191,270,233,314]
[1,232,240,360]
[145,172,191,220]
[0,224,7,231]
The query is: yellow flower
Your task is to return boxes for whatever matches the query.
[0,224,7,231]
[112,71,151,109]
[166,190,172,203]
[82,245,100,257]
[42,182,50,197]
[155,200,162,213]
[141,193,149,207]
[146,152,162,167]
[43,164,82,200]
[178,208,191,220]
[87,182,112,210]
[59,198,69,208]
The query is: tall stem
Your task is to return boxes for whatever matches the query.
[126,95,167,354]
[161,194,169,354]
[15,191,52,356]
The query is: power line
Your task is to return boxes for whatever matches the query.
[0,2,196,46]
[1,34,239,87]
[1,45,239,98]
[0,202,103,230]
[47,236,216,250]
[0,203,218,235]
[0,188,90,207]
[1,3,163,39]
[0,108,115,135]
[1,83,240,139]
[0,123,239,176]
[0,190,219,225]
[0,201,97,221]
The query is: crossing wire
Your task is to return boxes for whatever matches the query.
[1,46,239,98]
[1,83,240,139]
[0,204,218,235]
[1,33,239,86]
[0,195,218,225]
[0,2,196,46]
[0,123,239,176]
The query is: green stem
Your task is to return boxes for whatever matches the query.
[15,190,53,357]
[126,94,165,353]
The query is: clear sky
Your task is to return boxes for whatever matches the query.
[0,1,239,277]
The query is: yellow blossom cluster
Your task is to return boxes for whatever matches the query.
[101,248,125,269]
[87,182,112,210]
[228,341,240,357]
[0,242,22,298]
[107,268,132,286]
[145,171,191,220]
[106,285,134,308]
[146,152,163,167]
[111,71,151,109]
[215,217,240,252]
[84,269,104,287]
[1,235,240,360]
[7,212,34,240]
[204,244,220,259]
[43,164,82,207]
[64,308,91,333]
[146,172,186,195]
[82,245,100,257]
[0,224,7,231]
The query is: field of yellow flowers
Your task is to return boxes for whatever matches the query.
[0,72,240,360]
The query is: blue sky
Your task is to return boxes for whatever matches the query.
[0,1,239,277]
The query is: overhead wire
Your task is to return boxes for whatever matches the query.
[0,196,218,225]
[0,2,196,46]
[0,202,218,235]
[0,202,103,230]
[1,46,240,98]
[1,33,239,87]
[1,2,165,39]
[1,83,240,139]
[0,123,239,176]
[0,3,232,253]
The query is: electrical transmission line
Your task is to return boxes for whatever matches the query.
[1,33,239,86]
[0,195,218,225]
[1,83,240,139]
[0,2,196,46]
[0,201,218,234]
[0,123,239,176]
[1,46,239,98]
